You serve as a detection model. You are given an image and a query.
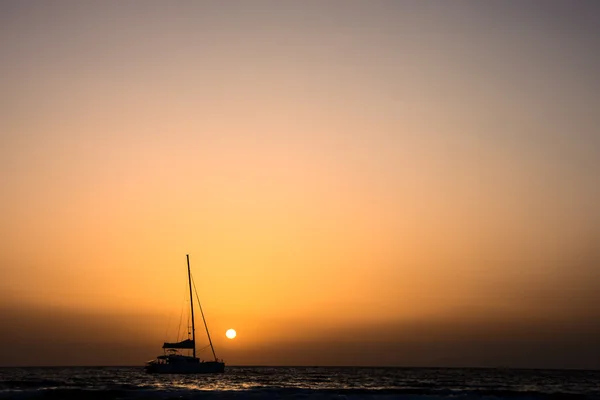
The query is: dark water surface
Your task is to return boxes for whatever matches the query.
[1,366,599,399]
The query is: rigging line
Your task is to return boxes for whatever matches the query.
[187,308,191,338]
[197,344,211,352]
[176,298,185,342]
[163,309,174,343]
[176,266,189,342]
[191,273,218,362]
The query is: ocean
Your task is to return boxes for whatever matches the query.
[1,366,599,399]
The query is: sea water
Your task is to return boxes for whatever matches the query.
[1,366,599,399]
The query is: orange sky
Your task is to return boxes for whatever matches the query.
[1,1,599,368]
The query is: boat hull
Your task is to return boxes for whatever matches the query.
[145,361,225,374]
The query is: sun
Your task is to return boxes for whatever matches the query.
[226,329,237,339]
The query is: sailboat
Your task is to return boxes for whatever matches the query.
[145,254,225,374]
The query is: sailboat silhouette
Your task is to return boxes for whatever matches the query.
[145,254,225,373]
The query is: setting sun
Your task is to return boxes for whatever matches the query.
[226,329,237,339]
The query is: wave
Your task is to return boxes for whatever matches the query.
[0,387,598,400]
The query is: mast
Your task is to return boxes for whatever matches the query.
[186,254,196,359]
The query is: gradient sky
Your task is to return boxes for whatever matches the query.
[1,1,599,368]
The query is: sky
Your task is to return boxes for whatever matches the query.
[1,1,599,369]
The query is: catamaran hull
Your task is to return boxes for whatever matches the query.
[145,361,225,374]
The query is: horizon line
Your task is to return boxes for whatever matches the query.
[1,365,598,372]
